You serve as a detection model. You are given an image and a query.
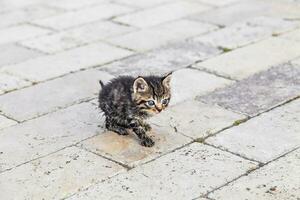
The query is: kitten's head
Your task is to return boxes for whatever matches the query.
[132,73,172,115]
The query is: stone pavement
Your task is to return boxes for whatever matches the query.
[0,0,299,199]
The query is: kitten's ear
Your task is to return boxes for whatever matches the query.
[133,77,148,93]
[162,72,172,88]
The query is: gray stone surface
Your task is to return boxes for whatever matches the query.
[45,0,106,10]
[206,99,300,163]
[169,68,232,105]
[0,4,64,29]
[195,38,300,80]
[68,143,257,200]
[0,114,17,130]
[0,44,42,68]
[0,102,102,171]
[2,42,132,82]
[281,28,300,42]
[0,73,31,94]
[19,21,136,54]
[209,148,300,200]
[107,19,217,52]
[33,3,133,30]
[0,146,124,200]
[190,0,270,26]
[192,16,298,49]
[114,1,211,28]
[0,69,113,121]
[150,100,246,139]
[199,63,300,116]
[0,24,51,45]
[78,124,192,167]
[99,40,221,76]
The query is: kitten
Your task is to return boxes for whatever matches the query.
[98,73,172,147]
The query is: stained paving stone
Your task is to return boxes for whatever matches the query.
[192,16,298,49]
[114,1,211,28]
[107,19,217,52]
[0,102,102,171]
[0,4,64,29]
[0,43,43,68]
[209,148,300,200]
[0,24,51,45]
[0,114,17,130]
[19,21,136,54]
[199,63,300,116]
[0,73,31,94]
[0,146,124,200]
[0,69,113,121]
[149,100,245,139]
[99,40,221,76]
[78,124,192,167]
[206,98,300,163]
[2,42,132,82]
[68,143,258,200]
[195,38,300,80]
[33,3,133,30]
[169,68,232,105]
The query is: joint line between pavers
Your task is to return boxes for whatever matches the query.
[78,145,132,170]
[204,142,262,164]
[202,146,300,198]
[0,132,101,174]
[189,65,237,81]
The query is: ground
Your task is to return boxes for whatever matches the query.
[0,0,299,199]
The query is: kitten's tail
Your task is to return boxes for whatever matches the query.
[99,80,104,88]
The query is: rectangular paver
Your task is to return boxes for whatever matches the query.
[199,63,300,116]
[2,42,132,82]
[46,0,106,10]
[0,115,17,130]
[68,143,257,200]
[19,21,136,53]
[107,19,217,52]
[0,43,43,68]
[206,98,300,163]
[0,102,102,171]
[33,3,133,30]
[0,69,113,121]
[100,39,221,76]
[0,73,31,94]
[114,1,211,28]
[114,0,172,8]
[209,148,300,200]
[0,24,51,45]
[78,124,191,167]
[0,4,64,29]
[169,68,232,105]
[0,146,124,200]
[190,0,270,26]
[150,100,245,139]
[193,16,298,49]
[195,38,300,80]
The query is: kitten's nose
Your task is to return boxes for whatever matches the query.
[156,107,162,112]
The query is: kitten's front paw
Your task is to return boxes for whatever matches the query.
[141,137,155,147]
[143,123,152,132]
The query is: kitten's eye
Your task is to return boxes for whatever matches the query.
[146,100,155,107]
[161,99,169,105]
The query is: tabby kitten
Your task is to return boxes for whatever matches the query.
[98,73,172,147]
